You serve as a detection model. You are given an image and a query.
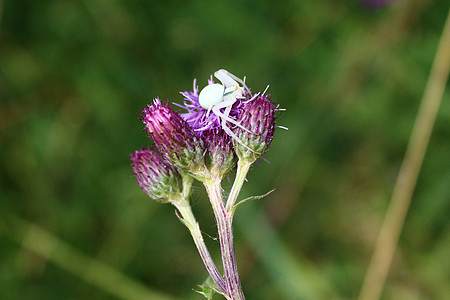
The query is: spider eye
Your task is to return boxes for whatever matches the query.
[199,84,224,109]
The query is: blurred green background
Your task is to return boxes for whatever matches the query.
[1,0,449,299]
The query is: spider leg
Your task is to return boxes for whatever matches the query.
[214,69,241,88]
[215,69,245,86]
[214,101,259,135]
[222,105,233,129]
[212,101,256,134]
[212,106,260,154]
[212,98,236,111]
[206,107,212,117]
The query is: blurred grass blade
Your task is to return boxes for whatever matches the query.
[358,9,450,300]
[0,214,177,300]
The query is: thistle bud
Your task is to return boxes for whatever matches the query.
[204,128,236,179]
[234,95,276,163]
[130,148,182,203]
[141,99,206,177]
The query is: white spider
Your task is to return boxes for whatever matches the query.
[198,69,259,153]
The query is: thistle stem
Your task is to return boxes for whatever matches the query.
[204,179,245,300]
[173,199,226,294]
[226,159,252,212]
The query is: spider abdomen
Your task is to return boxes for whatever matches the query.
[198,83,224,109]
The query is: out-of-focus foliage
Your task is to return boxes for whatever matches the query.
[1,0,449,299]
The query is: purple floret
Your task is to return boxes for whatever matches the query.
[175,79,246,134]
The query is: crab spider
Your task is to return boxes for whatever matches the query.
[198,69,260,153]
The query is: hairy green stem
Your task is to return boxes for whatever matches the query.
[204,179,245,300]
[226,160,252,212]
[173,198,226,293]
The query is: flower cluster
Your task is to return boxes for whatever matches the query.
[131,69,281,196]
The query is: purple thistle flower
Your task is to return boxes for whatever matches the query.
[233,94,277,163]
[176,79,245,134]
[203,128,236,179]
[141,99,206,176]
[130,147,182,203]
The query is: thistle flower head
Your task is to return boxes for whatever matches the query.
[130,148,182,203]
[203,128,236,179]
[234,94,277,163]
[141,98,206,177]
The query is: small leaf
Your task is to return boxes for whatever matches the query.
[174,209,193,230]
[232,188,275,211]
[194,277,225,299]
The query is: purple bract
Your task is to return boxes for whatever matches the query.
[234,94,277,162]
[203,128,236,178]
[141,99,205,175]
[130,147,182,202]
